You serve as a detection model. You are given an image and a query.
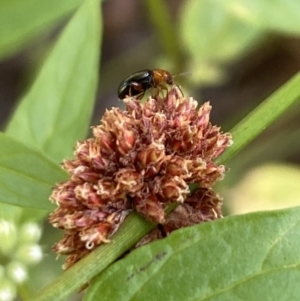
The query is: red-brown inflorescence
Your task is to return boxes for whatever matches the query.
[135,187,223,247]
[49,86,232,269]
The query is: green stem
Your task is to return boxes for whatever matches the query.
[32,213,155,301]
[33,71,300,301]
[18,283,33,301]
[33,204,178,301]
[144,0,183,72]
[218,71,300,165]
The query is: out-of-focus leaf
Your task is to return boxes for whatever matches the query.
[20,207,50,222]
[85,206,300,301]
[6,0,102,163]
[180,0,259,63]
[179,0,260,84]
[0,202,46,223]
[0,133,66,210]
[227,0,300,35]
[228,163,300,214]
[0,0,85,59]
[0,202,23,222]
[180,0,300,83]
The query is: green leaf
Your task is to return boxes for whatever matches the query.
[228,163,300,214]
[85,207,300,301]
[144,0,183,72]
[32,70,300,301]
[0,202,23,222]
[0,132,66,210]
[32,213,155,301]
[180,0,300,71]
[0,0,85,59]
[0,202,46,223]
[228,0,300,35]
[179,0,260,84]
[6,0,102,162]
[180,0,259,62]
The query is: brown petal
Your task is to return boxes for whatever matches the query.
[115,168,143,194]
[156,175,189,203]
[134,194,165,223]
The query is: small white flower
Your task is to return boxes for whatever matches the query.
[0,220,17,254]
[19,222,42,243]
[15,244,43,265]
[6,262,27,284]
[0,279,16,301]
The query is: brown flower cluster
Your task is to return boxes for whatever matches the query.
[49,87,232,269]
[136,187,223,247]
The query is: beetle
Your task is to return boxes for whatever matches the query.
[118,69,175,100]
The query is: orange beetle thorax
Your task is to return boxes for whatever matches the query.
[152,69,174,87]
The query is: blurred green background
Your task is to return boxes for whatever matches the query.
[1,0,300,213]
[0,0,300,299]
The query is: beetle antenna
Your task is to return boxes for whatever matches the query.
[173,71,192,79]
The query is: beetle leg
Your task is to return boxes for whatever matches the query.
[129,82,145,99]
[175,84,184,97]
[157,84,169,98]
[150,87,159,98]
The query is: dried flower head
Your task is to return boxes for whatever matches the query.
[49,86,232,269]
[135,187,223,247]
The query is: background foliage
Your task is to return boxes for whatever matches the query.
[0,0,300,300]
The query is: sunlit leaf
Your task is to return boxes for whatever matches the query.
[6,0,102,162]
[32,212,155,301]
[0,202,23,222]
[85,207,300,301]
[228,0,300,34]
[0,133,66,210]
[228,163,300,214]
[180,0,259,62]
[0,0,85,59]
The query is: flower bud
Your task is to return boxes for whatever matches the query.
[6,261,27,284]
[0,278,16,301]
[0,220,17,254]
[19,222,42,243]
[14,244,43,265]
